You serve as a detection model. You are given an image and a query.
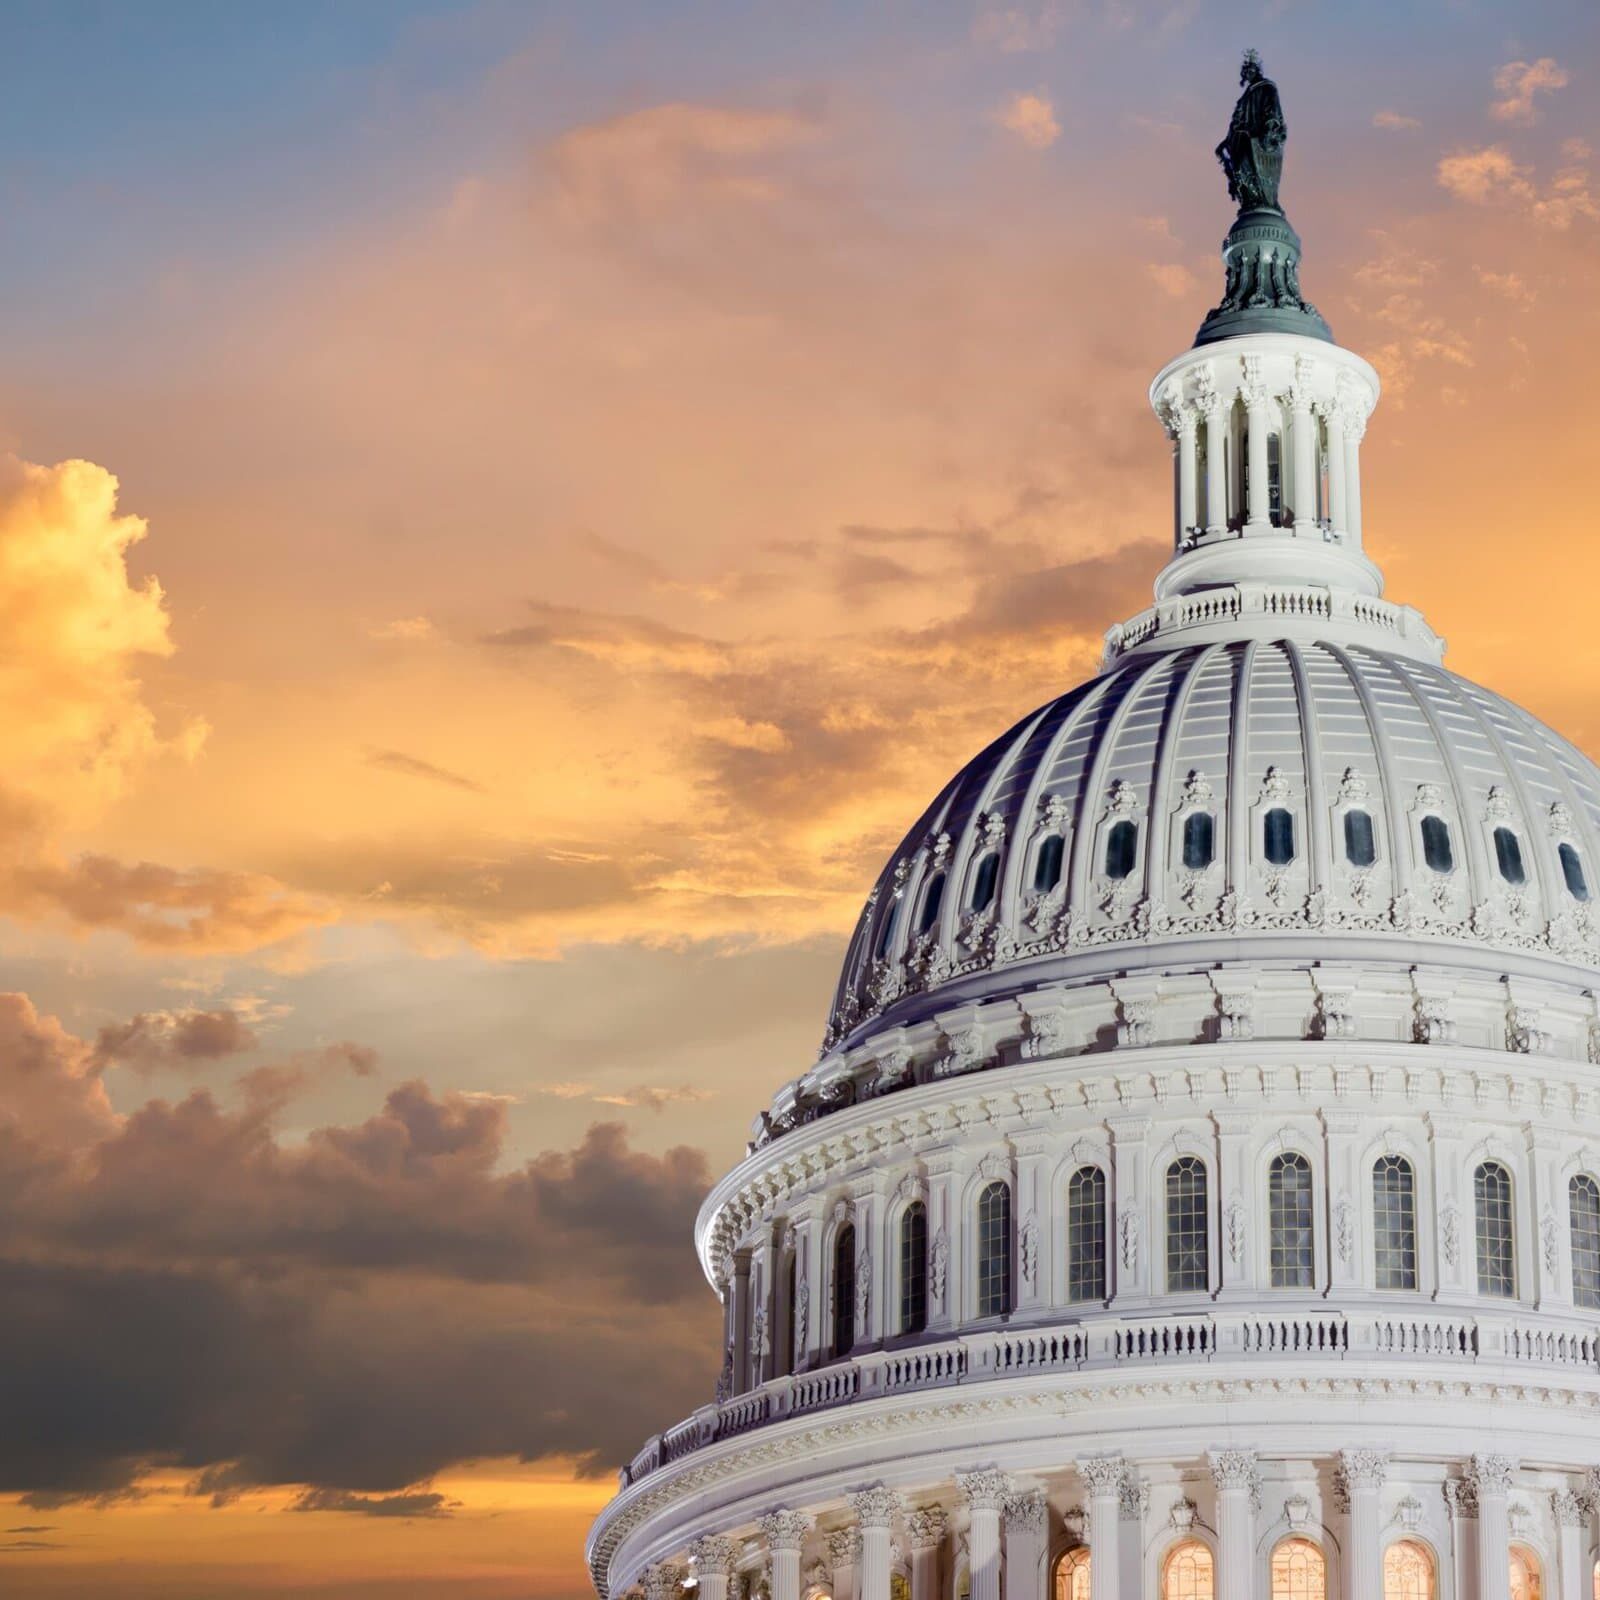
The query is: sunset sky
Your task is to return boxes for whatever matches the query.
[4,0,1600,1594]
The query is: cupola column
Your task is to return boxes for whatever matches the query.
[690,1537,735,1600]
[1553,1488,1587,1600]
[1177,407,1199,543]
[1323,402,1348,540]
[829,1530,861,1600]
[1290,384,1316,535]
[759,1511,812,1600]
[1443,1478,1479,1600]
[1003,1490,1047,1600]
[1337,1448,1388,1600]
[1203,398,1229,535]
[907,1508,946,1600]
[1243,364,1272,531]
[1208,1449,1257,1600]
[1470,1454,1515,1600]
[956,1470,1011,1600]
[1342,406,1365,544]
[850,1487,901,1600]
[1077,1455,1123,1600]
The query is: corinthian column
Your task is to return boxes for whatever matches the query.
[829,1530,862,1600]
[956,1470,1011,1600]
[760,1511,812,1600]
[1003,1490,1048,1600]
[691,1537,735,1600]
[1242,362,1271,532]
[1204,399,1228,535]
[906,1508,946,1600]
[1470,1453,1516,1600]
[850,1487,902,1600]
[1177,407,1199,542]
[1337,1449,1388,1600]
[1289,378,1315,534]
[1208,1449,1257,1600]
[1324,403,1347,539]
[1553,1488,1587,1600]
[1077,1455,1123,1600]
[645,1565,685,1600]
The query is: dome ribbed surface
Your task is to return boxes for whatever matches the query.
[825,638,1600,1052]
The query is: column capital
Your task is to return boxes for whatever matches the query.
[759,1510,813,1553]
[1207,1448,1258,1492]
[1337,1448,1390,1491]
[1469,1453,1517,1497]
[828,1530,862,1568]
[1003,1490,1047,1536]
[906,1507,948,1551]
[1077,1453,1125,1497]
[645,1566,686,1600]
[956,1468,1014,1512]
[1552,1489,1588,1527]
[690,1537,736,1578]
[849,1486,904,1530]
[1442,1478,1478,1519]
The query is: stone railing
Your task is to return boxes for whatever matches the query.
[617,1305,1600,1489]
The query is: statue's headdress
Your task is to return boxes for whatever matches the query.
[1240,47,1263,80]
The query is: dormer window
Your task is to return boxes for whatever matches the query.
[1033,834,1065,893]
[970,852,1000,911]
[1263,807,1295,865]
[874,897,900,960]
[1343,809,1376,868]
[1182,811,1215,870]
[1493,826,1527,886]
[917,873,945,935]
[1421,815,1454,873]
[1105,820,1138,880]
[1560,841,1590,901]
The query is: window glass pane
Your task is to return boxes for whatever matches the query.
[1493,827,1527,885]
[1571,1175,1600,1311]
[899,1202,928,1334]
[1270,1538,1326,1600]
[977,1182,1012,1318]
[1344,809,1377,868]
[971,853,1000,911]
[1067,1166,1107,1303]
[1267,431,1283,523]
[1162,1539,1215,1600]
[918,874,945,935]
[1561,842,1590,901]
[874,897,899,960]
[1383,1541,1435,1600]
[1034,834,1065,893]
[832,1225,856,1355]
[1475,1162,1516,1299]
[1183,811,1215,870]
[1421,815,1454,873]
[1105,820,1138,880]
[1509,1547,1541,1600]
[782,1253,797,1374]
[1264,807,1295,865]
[1056,1552,1091,1600]
[1373,1156,1418,1291]
[1269,1153,1315,1289]
[1166,1157,1209,1293]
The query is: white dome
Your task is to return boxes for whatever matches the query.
[823,637,1600,1059]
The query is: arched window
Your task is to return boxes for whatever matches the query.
[1183,811,1215,870]
[874,896,900,960]
[1475,1161,1516,1299]
[832,1223,856,1356]
[899,1201,928,1334]
[1560,841,1591,901]
[1162,1539,1215,1600]
[1420,815,1453,873]
[1373,1155,1418,1291]
[1494,826,1527,886]
[1269,1152,1315,1289]
[1509,1545,1542,1600]
[1571,1174,1600,1311]
[1067,1165,1107,1303]
[918,873,945,935]
[1270,1537,1326,1599]
[1383,1540,1435,1600]
[1034,834,1065,893]
[1344,809,1377,868]
[976,1181,1012,1318]
[1264,807,1296,865]
[1055,1551,1090,1600]
[1166,1156,1210,1293]
[890,1576,910,1600]
[970,853,1000,912]
[1105,819,1138,880]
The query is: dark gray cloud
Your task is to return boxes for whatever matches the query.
[93,1008,258,1072]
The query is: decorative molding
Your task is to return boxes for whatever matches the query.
[1468,1453,1517,1497]
[1208,1448,1257,1492]
[759,1510,813,1553]
[906,1508,947,1550]
[1077,1454,1125,1497]
[1337,1448,1389,1490]
[849,1486,903,1530]
[1552,1489,1588,1527]
[956,1468,1014,1512]
[1003,1490,1047,1536]
[690,1537,736,1578]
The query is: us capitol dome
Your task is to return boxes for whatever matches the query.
[588,55,1600,1600]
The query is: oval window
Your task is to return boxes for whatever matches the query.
[1182,811,1215,870]
[1421,814,1454,873]
[1263,807,1295,866]
[1104,819,1138,881]
[1493,826,1526,886]
[1343,809,1377,868]
[1033,834,1065,893]
[970,852,1000,911]
[1560,841,1590,901]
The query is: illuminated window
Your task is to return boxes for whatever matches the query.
[1166,1157,1209,1293]
[1034,834,1065,893]
[1494,826,1527,886]
[1383,1541,1434,1600]
[918,873,945,935]
[1344,809,1377,868]
[832,1224,856,1355]
[1264,807,1296,865]
[1105,819,1138,880]
[1067,1166,1107,1303]
[1183,811,1215,869]
[1162,1539,1215,1600]
[1270,1537,1326,1600]
[890,1575,910,1600]
[1560,841,1590,901]
[1475,1161,1516,1299]
[1269,1152,1315,1288]
[1509,1545,1542,1600]
[1373,1156,1418,1292]
[976,1181,1012,1318]
[1055,1551,1090,1600]
[970,852,1000,912]
[1572,1174,1600,1311]
[1421,815,1453,873]
[899,1202,928,1335]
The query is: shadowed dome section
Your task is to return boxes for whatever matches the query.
[823,638,1600,1054]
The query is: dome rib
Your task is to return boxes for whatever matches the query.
[1143,644,1223,893]
[1284,639,1329,903]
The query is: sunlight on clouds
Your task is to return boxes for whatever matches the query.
[995,92,1061,150]
[1490,57,1568,124]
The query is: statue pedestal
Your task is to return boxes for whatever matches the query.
[1195,207,1332,346]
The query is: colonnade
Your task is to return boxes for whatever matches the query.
[641,1454,1600,1600]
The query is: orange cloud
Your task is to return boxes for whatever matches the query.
[1490,57,1569,123]
[995,92,1061,150]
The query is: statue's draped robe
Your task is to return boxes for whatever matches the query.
[1216,78,1286,211]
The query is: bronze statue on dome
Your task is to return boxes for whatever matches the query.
[1215,49,1286,213]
